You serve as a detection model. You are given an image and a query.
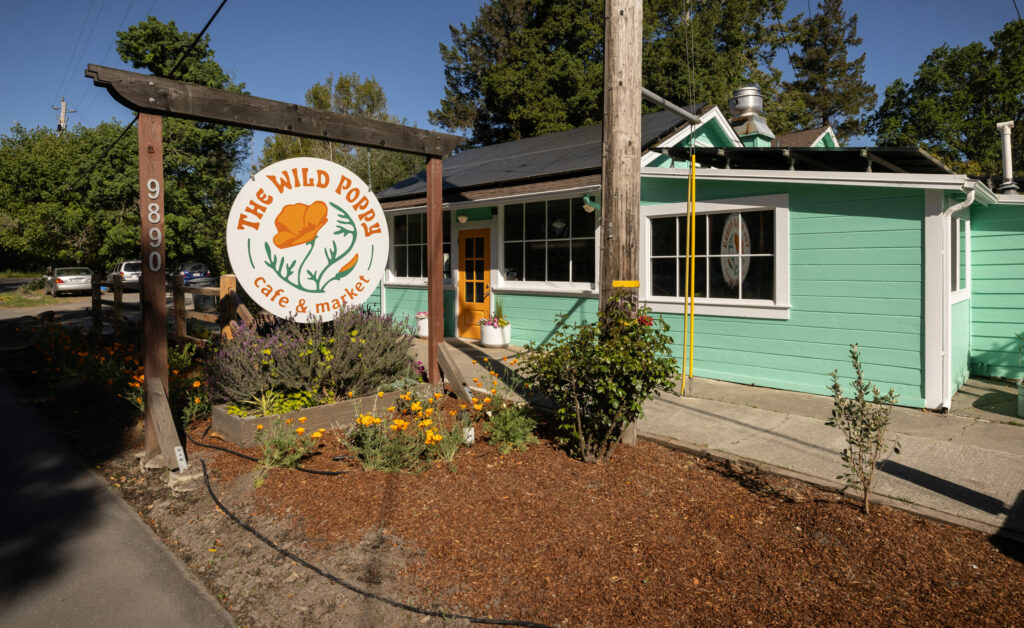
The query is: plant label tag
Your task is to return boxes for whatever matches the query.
[174,445,189,471]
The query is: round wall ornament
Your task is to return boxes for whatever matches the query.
[226,157,389,323]
[719,212,751,289]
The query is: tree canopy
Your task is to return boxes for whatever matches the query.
[430,0,798,147]
[785,0,876,141]
[871,19,1024,181]
[258,73,426,192]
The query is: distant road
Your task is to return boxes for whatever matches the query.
[0,278,32,294]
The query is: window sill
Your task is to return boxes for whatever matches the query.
[385,279,455,289]
[645,298,791,320]
[951,290,970,305]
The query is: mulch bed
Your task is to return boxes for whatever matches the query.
[188,413,1024,627]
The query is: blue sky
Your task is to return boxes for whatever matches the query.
[1,0,1020,146]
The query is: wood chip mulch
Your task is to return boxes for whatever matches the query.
[189,417,1024,627]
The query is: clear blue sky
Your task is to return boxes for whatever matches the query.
[1,0,1021,146]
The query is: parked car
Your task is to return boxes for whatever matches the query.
[44,266,93,296]
[167,262,215,288]
[107,260,143,290]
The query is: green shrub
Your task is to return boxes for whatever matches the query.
[827,344,900,515]
[486,403,538,454]
[520,292,678,463]
[253,418,324,486]
[346,392,463,473]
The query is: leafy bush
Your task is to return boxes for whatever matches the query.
[827,344,900,515]
[520,292,678,463]
[486,403,538,454]
[206,307,417,407]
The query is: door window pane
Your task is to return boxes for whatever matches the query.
[474,282,484,303]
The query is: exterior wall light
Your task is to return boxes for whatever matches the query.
[457,214,469,223]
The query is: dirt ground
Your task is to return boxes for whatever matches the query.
[3,319,1024,627]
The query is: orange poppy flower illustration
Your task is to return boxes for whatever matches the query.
[273,201,328,249]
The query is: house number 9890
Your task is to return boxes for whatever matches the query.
[145,178,163,272]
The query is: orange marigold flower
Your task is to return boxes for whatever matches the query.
[433,392,443,399]
[470,360,477,365]
[192,380,201,388]
[473,377,480,383]
[483,397,491,403]
[418,419,432,428]
[298,417,307,423]
[471,397,478,403]
[347,391,355,398]
[310,431,322,439]
[194,397,201,404]
[410,401,422,412]
[423,407,434,417]
[285,418,293,425]
[256,424,264,430]
[295,427,305,434]
[272,200,328,248]
[377,391,385,398]
[473,403,483,411]
[490,388,497,395]
[386,405,396,412]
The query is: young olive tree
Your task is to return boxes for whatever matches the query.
[827,344,900,514]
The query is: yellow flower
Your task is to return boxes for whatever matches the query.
[433,392,443,399]
[192,380,201,388]
[490,370,497,377]
[285,418,293,425]
[257,424,264,430]
[473,377,480,383]
[424,407,434,417]
[483,397,491,404]
[511,358,518,365]
[295,427,305,434]
[377,391,385,398]
[460,404,467,410]
[386,406,396,413]
[490,388,497,395]
[347,391,355,398]
[410,401,422,412]
[449,410,457,416]
[310,431,322,440]
[471,397,478,403]
[483,358,489,363]
[492,379,499,386]
[473,403,483,411]
[390,419,410,431]
[418,419,432,428]
[172,369,179,375]
[298,417,307,423]
[194,397,201,404]
[471,360,477,364]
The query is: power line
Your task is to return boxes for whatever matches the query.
[75,0,141,119]
[1014,0,1022,20]
[53,0,98,107]
[64,0,230,193]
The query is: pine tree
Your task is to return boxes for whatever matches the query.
[786,0,876,141]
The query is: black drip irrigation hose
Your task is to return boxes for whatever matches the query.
[186,425,349,476]
[200,461,554,628]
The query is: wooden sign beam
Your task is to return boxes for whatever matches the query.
[85,65,462,158]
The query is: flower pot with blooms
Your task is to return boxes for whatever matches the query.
[415,311,429,338]
[478,316,511,347]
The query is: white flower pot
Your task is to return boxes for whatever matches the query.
[502,324,512,346]
[416,318,429,338]
[480,324,507,347]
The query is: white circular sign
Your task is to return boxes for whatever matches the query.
[226,157,389,323]
[719,212,750,288]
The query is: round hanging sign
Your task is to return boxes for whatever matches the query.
[719,212,750,288]
[226,157,389,323]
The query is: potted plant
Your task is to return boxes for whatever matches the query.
[478,315,510,347]
[415,311,429,338]
[495,297,511,346]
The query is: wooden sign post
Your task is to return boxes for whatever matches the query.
[138,112,170,462]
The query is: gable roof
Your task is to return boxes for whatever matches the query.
[771,126,834,148]
[378,107,702,207]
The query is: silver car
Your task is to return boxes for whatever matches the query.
[107,260,143,290]
[45,266,93,296]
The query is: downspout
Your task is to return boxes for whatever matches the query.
[937,185,975,409]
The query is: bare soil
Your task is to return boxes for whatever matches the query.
[3,325,1024,627]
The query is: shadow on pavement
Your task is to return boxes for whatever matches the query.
[876,459,1006,516]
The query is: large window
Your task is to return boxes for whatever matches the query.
[642,194,789,319]
[392,211,451,279]
[650,210,775,300]
[503,198,595,284]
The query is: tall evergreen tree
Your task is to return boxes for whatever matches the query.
[430,0,793,147]
[871,19,1024,181]
[785,0,876,141]
[259,73,425,193]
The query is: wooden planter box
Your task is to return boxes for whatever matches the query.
[211,384,431,446]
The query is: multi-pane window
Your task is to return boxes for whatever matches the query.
[392,211,451,279]
[503,198,595,283]
[650,210,775,301]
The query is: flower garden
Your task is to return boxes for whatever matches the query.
[2,301,1023,627]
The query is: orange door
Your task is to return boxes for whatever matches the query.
[458,229,490,339]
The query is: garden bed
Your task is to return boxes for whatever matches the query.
[3,318,1023,626]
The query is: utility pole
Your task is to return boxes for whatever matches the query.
[52,97,76,135]
[599,0,642,309]
[601,0,643,447]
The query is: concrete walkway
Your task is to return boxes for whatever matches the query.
[0,378,234,627]
[421,338,1024,541]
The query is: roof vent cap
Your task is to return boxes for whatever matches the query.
[729,86,763,119]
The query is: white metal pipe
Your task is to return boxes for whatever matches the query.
[996,121,1019,194]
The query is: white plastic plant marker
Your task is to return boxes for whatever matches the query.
[174,445,189,471]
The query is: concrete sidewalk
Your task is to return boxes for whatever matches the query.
[422,338,1024,541]
[0,378,234,627]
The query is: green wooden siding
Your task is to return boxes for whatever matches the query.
[969,203,1024,379]
[646,118,734,169]
[383,286,457,336]
[497,292,599,347]
[952,299,971,391]
[642,178,927,407]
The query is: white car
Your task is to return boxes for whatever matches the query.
[107,260,143,290]
[44,267,93,296]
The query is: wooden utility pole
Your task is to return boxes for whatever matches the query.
[599,0,643,309]
[138,113,170,462]
[426,157,443,384]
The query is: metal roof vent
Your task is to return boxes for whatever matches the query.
[729,86,763,119]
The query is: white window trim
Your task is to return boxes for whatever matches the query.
[950,211,971,305]
[639,193,790,320]
[494,201,600,294]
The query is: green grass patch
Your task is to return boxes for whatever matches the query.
[0,270,43,278]
[0,292,60,308]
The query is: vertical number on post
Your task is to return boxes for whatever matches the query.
[145,178,163,272]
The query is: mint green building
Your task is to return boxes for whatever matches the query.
[375,94,1024,410]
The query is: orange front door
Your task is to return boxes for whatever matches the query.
[458,229,490,339]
